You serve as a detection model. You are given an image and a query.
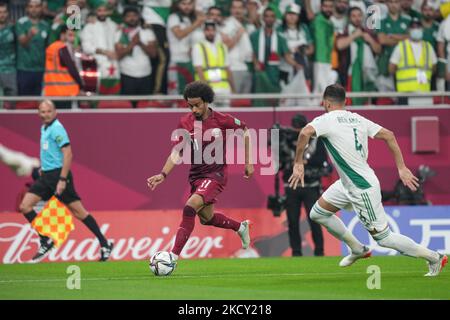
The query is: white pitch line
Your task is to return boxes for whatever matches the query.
[0,270,431,284]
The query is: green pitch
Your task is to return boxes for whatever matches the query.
[0,256,448,300]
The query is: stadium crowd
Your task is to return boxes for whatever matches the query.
[0,0,449,107]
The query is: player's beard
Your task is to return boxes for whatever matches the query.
[194,113,202,120]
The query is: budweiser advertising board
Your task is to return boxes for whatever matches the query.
[0,209,340,264]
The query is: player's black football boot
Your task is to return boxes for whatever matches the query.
[31,237,54,263]
[99,242,114,262]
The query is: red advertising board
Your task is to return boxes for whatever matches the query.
[0,209,341,264]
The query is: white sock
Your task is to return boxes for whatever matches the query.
[238,222,245,233]
[170,252,179,261]
[375,230,439,263]
[311,203,364,254]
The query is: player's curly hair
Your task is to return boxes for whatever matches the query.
[183,81,215,104]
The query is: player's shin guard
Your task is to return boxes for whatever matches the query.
[203,212,240,231]
[171,206,197,256]
[310,203,365,254]
[374,228,440,263]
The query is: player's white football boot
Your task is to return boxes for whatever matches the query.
[339,246,372,267]
[425,254,448,277]
[237,220,251,249]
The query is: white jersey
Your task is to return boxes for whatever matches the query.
[309,110,382,192]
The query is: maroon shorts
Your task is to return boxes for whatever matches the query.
[190,178,225,205]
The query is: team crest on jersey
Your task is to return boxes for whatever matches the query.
[234,118,241,126]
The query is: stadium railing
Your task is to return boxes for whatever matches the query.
[0,91,449,110]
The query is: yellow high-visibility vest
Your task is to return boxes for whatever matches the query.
[395,39,433,92]
[440,2,450,19]
[195,41,230,91]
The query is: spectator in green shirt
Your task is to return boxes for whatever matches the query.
[376,0,410,94]
[421,1,440,92]
[400,0,421,20]
[16,0,50,96]
[0,2,17,104]
[215,0,233,17]
[48,0,81,45]
[311,0,338,96]
[421,1,439,49]
[43,0,65,20]
[251,7,302,93]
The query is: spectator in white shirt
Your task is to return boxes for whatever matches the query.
[191,6,224,47]
[220,0,254,93]
[81,3,121,94]
[142,0,172,94]
[167,0,205,93]
[436,14,450,91]
[115,6,157,106]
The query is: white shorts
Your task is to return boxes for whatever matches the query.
[322,179,388,233]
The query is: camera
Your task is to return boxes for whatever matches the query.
[266,123,297,217]
[266,116,332,217]
[382,164,435,205]
[267,194,286,217]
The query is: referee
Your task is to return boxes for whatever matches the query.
[19,100,113,262]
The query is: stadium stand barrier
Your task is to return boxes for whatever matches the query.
[0,91,449,110]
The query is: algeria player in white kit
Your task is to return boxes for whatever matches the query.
[289,84,448,276]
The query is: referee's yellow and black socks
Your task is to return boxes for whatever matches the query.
[82,215,109,248]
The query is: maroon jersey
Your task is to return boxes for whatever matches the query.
[173,108,247,185]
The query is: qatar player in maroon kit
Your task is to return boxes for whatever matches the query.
[147,81,254,262]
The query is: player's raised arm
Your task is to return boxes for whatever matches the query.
[288,124,316,189]
[374,128,419,191]
[243,127,254,179]
[147,149,181,191]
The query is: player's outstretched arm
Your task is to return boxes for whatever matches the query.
[374,128,419,191]
[288,125,315,189]
[147,150,180,191]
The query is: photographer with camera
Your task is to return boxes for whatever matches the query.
[281,114,330,257]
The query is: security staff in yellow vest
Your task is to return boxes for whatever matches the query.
[389,18,437,106]
[192,20,235,107]
[43,26,84,109]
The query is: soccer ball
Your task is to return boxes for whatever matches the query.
[149,251,176,276]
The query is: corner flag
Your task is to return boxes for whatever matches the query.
[31,196,75,247]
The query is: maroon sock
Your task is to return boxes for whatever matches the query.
[205,212,241,232]
[171,205,196,256]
